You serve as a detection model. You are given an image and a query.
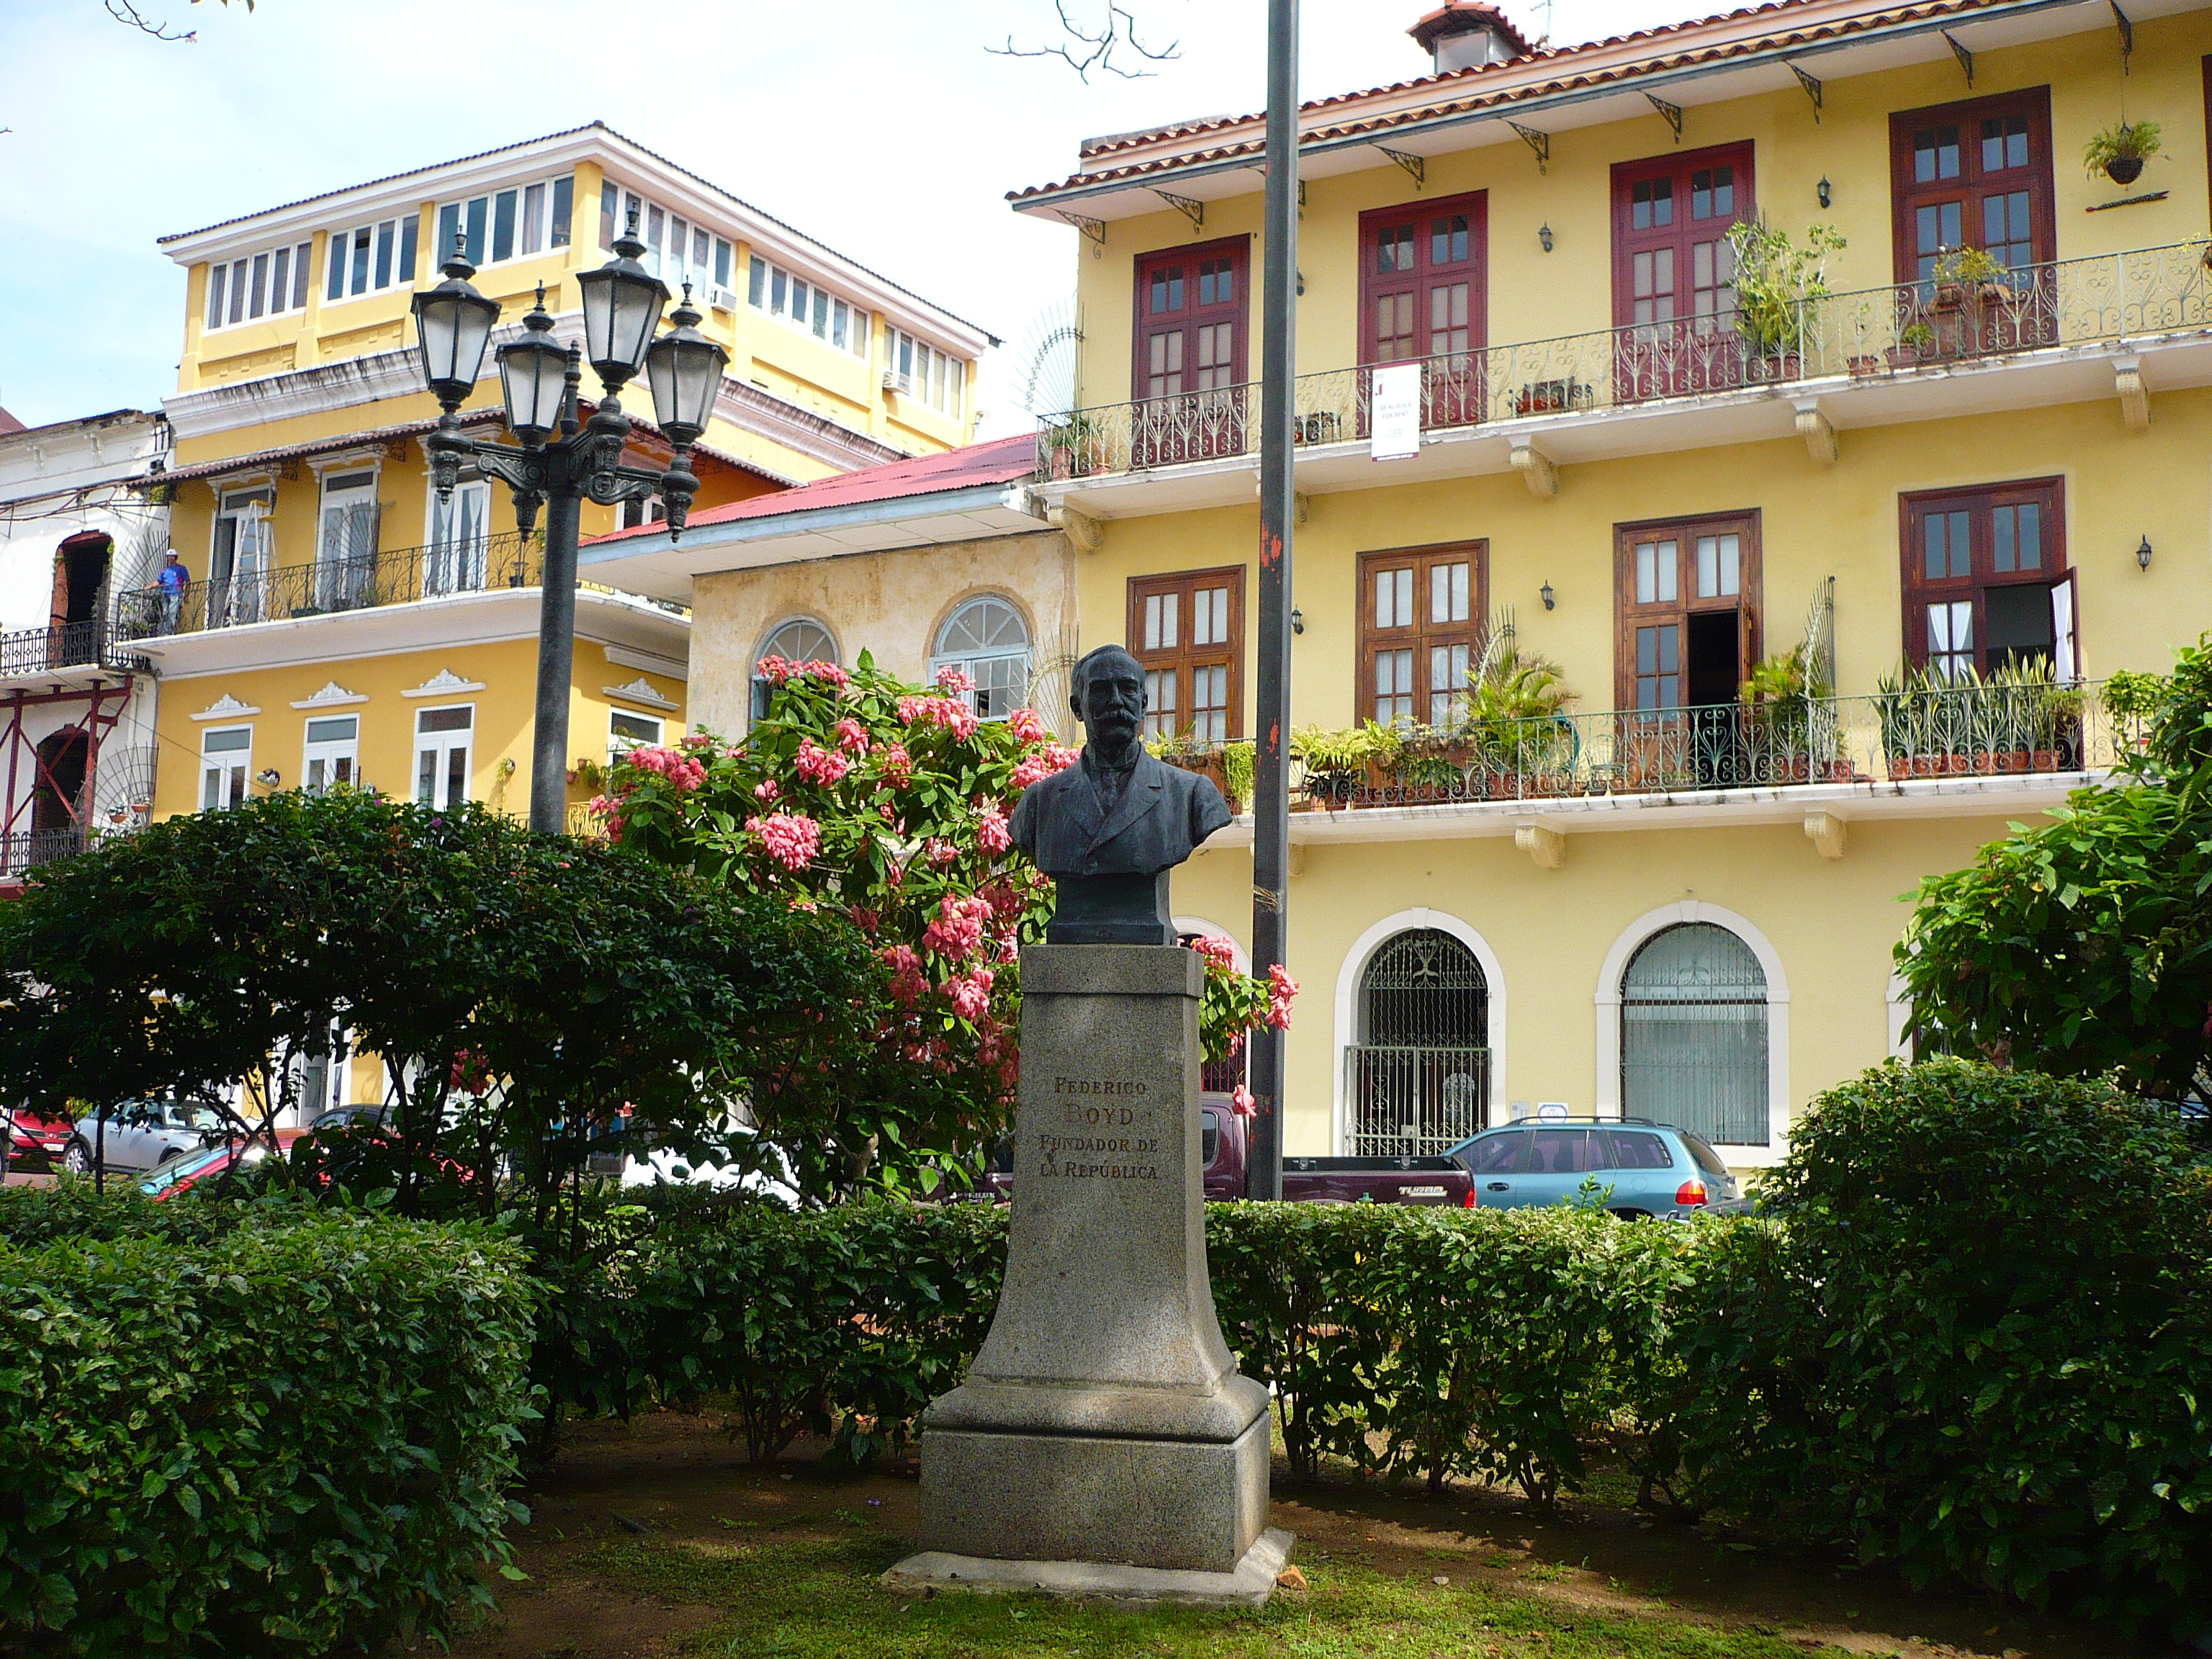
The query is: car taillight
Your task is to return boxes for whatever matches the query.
[1675,1179,1708,1207]
[1462,1187,1478,1208]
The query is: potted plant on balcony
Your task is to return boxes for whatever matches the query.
[1293,724,1388,809]
[1924,246,2010,356]
[1467,648,1576,799]
[1043,412,1109,480]
[1148,729,1231,802]
[1737,644,1831,782]
[1728,219,1845,384]
[2083,117,2161,187]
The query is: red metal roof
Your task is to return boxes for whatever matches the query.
[589,434,1035,543]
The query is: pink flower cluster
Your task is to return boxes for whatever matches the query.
[755,779,781,802]
[833,717,872,755]
[747,811,820,873]
[1007,707,1052,743]
[879,743,913,787]
[1230,1083,1259,1119]
[881,943,927,1007]
[935,664,977,694]
[756,655,851,691]
[940,966,994,1020]
[976,804,1012,856]
[622,745,707,792]
[922,893,993,961]
[1189,934,1239,972]
[794,737,850,785]
[1011,744,1079,790]
[897,694,981,739]
[1266,963,1299,1030]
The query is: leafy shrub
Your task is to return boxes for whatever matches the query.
[0,1190,536,1655]
[1683,1059,2212,1640]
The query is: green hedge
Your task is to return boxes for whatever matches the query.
[557,1060,2208,1642]
[0,1192,536,1656]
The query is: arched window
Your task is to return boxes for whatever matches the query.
[751,617,837,724]
[1620,922,1768,1144]
[1347,927,1489,1156]
[929,595,1031,720]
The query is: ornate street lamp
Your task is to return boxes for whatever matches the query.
[409,207,730,834]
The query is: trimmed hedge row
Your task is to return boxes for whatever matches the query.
[557,1059,2209,1642]
[0,1194,536,1656]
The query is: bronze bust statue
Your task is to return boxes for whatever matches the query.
[1010,644,1233,944]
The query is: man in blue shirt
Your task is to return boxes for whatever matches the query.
[156,549,189,634]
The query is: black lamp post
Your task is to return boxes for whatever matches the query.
[410,208,729,833]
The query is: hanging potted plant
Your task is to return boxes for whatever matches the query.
[2083,117,2161,186]
[1727,219,1845,383]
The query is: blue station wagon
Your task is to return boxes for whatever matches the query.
[1444,1118,1743,1219]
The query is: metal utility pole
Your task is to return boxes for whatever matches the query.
[1249,0,1299,1202]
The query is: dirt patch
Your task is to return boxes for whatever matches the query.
[426,1411,2139,1659]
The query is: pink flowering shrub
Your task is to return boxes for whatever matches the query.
[603,649,1292,1197]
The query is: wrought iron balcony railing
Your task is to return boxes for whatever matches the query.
[1286,680,2138,809]
[0,619,143,678]
[1038,240,2212,480]
[0,827,90,881]
[114,531,547,640]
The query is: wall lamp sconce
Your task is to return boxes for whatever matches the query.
[1538,222,1554,253]
[1540,580,1556,611]
[255,768,282,788]
[2137,534,2154,570]
[1290,606,1305,635]
[1817,176,1832,210]
[1296,270,1306,297]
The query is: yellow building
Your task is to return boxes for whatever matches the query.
[127,124,996,1120]
[997,0,2212,1168]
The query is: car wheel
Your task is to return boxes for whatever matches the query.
[62,1139,92,1174]
[154,1146,188,1168]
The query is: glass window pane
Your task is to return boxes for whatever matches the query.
[550,176,573,248]
[229,259,248,323]
[600,180,618,251]
[521,182,545,255]
[374,220,395,289]
[1656,540,1678,603]
[491,191,516,263]
[1143,594,1163,651]
[207,263,227,330]
[436,202,460,271]
[2018,503,2041,570]
[270,248,290,313]
[463,197,487,267]
[716,238,733,289]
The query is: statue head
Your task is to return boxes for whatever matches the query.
[1071,644,1146,763]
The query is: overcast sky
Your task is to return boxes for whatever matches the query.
[0,0,1681,436]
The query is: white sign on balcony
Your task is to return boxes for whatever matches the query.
[1370,363,1422,462]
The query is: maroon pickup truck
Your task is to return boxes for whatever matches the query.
[986,1094,1475,1206]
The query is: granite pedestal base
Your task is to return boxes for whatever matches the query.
[900,944,1285,1595]
[884,1526,1295,1609]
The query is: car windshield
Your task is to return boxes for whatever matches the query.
[175,1104,228,1133]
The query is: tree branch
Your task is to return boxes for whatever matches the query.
[104,0,255,45]
[989,0,1180,81]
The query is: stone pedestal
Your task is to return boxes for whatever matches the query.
[890,945,1285,1603]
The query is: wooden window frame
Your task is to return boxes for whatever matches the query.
[1609,140,1757,332]
[1128,565,1246,742]
[1357,191,1488,369]
[1356,542,1490,728]
[1887,87,2056,285]
[1612,511,1763,711]
[1898,477,2070,677]
[1130,236,1252,400]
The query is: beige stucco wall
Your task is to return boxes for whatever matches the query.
[685,530,1081,740]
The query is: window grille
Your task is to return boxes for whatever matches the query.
[1620,922,1768,1144]
[1346,927,1490,1155]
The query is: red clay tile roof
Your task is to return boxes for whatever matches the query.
[0,407,26,437]
[1022,0,2020,201]
[588,434,1035,543]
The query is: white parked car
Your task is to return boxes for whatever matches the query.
[63,1099,230,1175]
[617,1130,798,1208]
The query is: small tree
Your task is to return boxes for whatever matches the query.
[603,651,1295,1201]
[1897,637,2212,1098]
[0,791,875,1229]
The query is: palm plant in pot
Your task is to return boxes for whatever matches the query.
[1467,648,1576,799]
[1737,643,1833,781]
[2083,117,2160,187]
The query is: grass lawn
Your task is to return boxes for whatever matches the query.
[427,1412,2139,1659]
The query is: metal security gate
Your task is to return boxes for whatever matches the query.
[1620,922,1768,1145]
[1346,928,1489,1156]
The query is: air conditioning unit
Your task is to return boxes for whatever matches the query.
[881,368,905,392]
[709,286,739,313]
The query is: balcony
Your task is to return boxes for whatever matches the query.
[115,532,547,640]
[0,828,89,884]
[1037,241,2212,491]
[0,620,145,681]
[1286,681,2136,810]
